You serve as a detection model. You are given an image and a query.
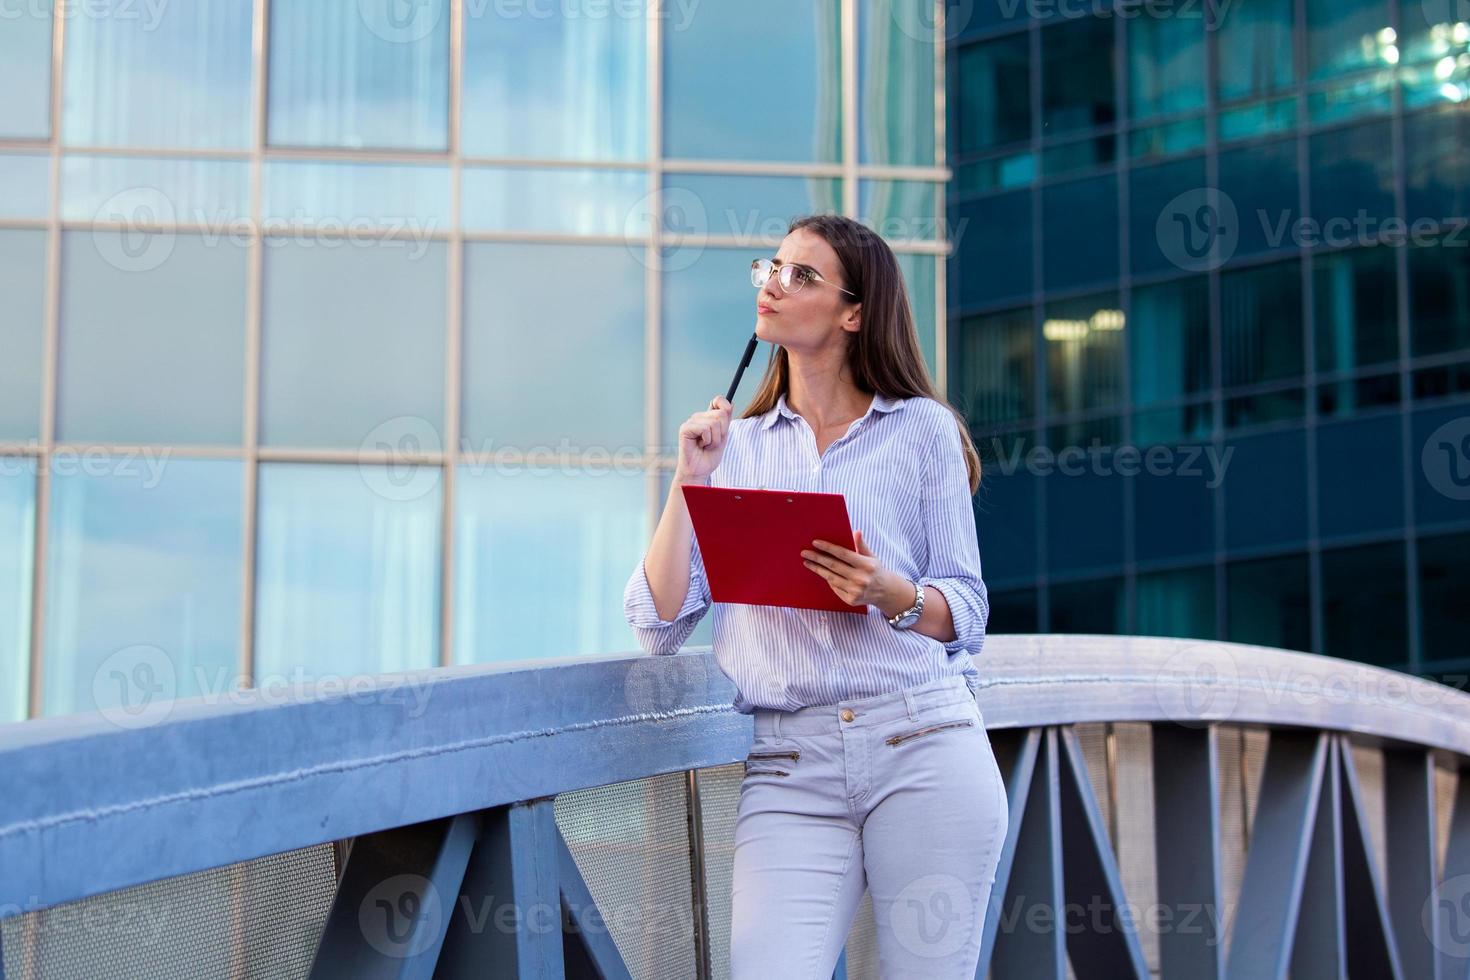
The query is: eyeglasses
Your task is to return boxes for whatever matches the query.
[750,258,858,298]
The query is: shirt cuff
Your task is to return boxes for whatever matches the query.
[920,576,989,654]
[624,555,708,630]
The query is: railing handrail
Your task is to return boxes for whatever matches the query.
[2,635,1467,919]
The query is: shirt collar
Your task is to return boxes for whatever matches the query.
[760,390,905,430]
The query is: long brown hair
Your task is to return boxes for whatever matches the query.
[741,214,982,493]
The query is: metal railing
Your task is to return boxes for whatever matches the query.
[2,635,1469,979]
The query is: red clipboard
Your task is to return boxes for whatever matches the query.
[681,484,868,614]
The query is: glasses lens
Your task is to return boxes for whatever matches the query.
[751,258,772,288]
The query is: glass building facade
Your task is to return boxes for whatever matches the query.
[948,0,1470,681]
[0,1,951,722]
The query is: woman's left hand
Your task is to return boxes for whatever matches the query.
[801,531,906,611]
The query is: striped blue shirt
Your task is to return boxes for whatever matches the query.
[623,391,989,714]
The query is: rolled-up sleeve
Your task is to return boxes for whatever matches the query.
[623,532,713,656]
[916,418,989,655]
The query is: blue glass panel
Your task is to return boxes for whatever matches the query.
[0,231,46,442]
[1418,531,1470,668]
[61,154,250,225]
[860,181,940,241]
[953,308,1034,425]
[1218,137,1300,259]
[260,240,447,449]
[42,458,243,718]
[268,0,450,150]
[1409,240,1470,357]
[955,32,1031,154]
[1322,541,1408,667]
[463,167,647,236]
[1043,291,1125,414]
[1042,174,1118,290]
[463,243,644,452]
[1309,120,1397,232]
[462,1,646,160]
[264,160,450,230]
[454,465,646,664]
[1218,97,1297,141]
[1413,404,1470,527]
[1306,0,1395,81]
[974,452,1039,584]
[953,189,1033,308]
[1048,471,1125,575]
[663,0,841,162]
[1307,70,1395,124]
[1129,11,1206,121]
[1223,427,1308,550]
[0,4,51,138]
[58,231,246,446]
[989,588,1039,633]
[1041,15,1116,137]
[1216,0,1296,103]
[897,252,937,380]
[1221,260,1304,387]
[661,174,842,241]
[1403,104,1470,225]
[1132,274,1211,404]
[0,153,50,220]
[1129,154,1208,276]
[255,463,440,679]
[661,247,752,450]
[1136,566,1216,639]
[63,3,252,148]
[1318,414,1404,538]
[0,459,36,724]
[1227,553,1311,651]
[1136,461,1216,563]
[1050,577,1125,634]
[1313,246,1399,372]
[859,0,935,166]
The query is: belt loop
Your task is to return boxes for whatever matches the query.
[773,711,782,743]
[903,689,917,721]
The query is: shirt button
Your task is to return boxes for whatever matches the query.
[840,708,855,722]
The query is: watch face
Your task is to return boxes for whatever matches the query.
[895,611,920,628]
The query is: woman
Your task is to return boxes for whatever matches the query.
[623,214,1007,978]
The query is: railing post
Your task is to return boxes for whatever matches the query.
[1152,723,1226,979]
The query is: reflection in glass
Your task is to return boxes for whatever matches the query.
[1132,275,1211,405]
[1216,0,1295,103]
[255,463,440,679]
[1418,531,1470,667]
[0,154,50,220]
[662,248,755,450]
[268,0,450,150]
[1221,260,1304,387]
[953,189,1033,307]
[664,0,841,162]
[1042,175,1118,289]
[454,466,646,664]
[1306,0,1396,81]
[261,241,447,449]
[463,244,644,452]
[1409,241,1470,357]
[1322,542,1409,667]
[264,161,450,229]
[1128,155,1207,276]
[859,0,935,166]
[953,308,1033,425]
[896,252,936,378]
[61,155,251,224]
[464,168,647,236]
[661,175,842,241]
[859,182,939,239]
[64,4,252,147]
[1227,553,1311,652]
[1218,137,1300,257]
[1137,567,1216,640]
[1042,16,1116,137]
[462,4,645,160]
[1129,13,1205,120]
[1044,292,1125,415]
[1313,247,1398,373]
[1403,106,1470,223]
[0,231,46,442]
[59,232,246,446]
[955,33,1031,154]
[1309,120,1396,228]
[0,460,35,724]
[0,7,50,138]
[43,459,243,717]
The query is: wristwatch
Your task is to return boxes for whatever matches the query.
[887,581,925,629]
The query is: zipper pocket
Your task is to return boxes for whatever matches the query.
[885,718,975,746]
[746,749,801,763]
[743,765,792,777]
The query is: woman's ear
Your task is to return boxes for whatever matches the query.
[840,303,861,334]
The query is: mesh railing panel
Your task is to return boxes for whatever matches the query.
[694,763,741,980]
[0,843,336,980]
[554,772,698,980]
[1437,764,1459,880]
[1349,743,1389,887]
[1112,721,1160,976]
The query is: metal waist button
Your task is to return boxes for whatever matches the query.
[840,708,855,722]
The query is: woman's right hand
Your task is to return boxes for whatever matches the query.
[675,395,733,482]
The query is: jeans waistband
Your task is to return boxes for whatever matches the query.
[752,674,976,738]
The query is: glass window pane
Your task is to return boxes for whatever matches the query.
[0,231,47,442]
[463,243,644,452]
[264,160,450,230]
[1132,275,1211,405]
[1044,291,1125,415]
[462,2,645,160]
[1129,116,1207,160]
[1306,70,1395,125]
[1418,531,1470,668]
[974,447,1038,583]
[1134,400,1214,444]
[255,463,440,678]
[261,241,447,449]
[1136,452,1216,562]
[988,587,1039,633]
[1129,154,1207,276]
[1216,0,1296,103]
[1047,458,1126,576]
[953,308,1034,425]
[268,0,450,150]
[860,181,940,241]
[897,252,937,379]
[1408,240,1470,357]
[1309,119,1397,230]
[663,0,841,162]
[1312,246,1399,373]
[463,167,647,236]
[59,232,246,446]
[1317,414,1404,537]
[1136,566,1216,640]
[1041,132,1117,178]
[1403,105,1470,226]
[661,174,843,241]
[61,154,250,225]
[1043,174,1118,290]
[0,153,51,220]
[1317,370,1400,417]
[1227,553,1310,651]
[661,248,752,449]
[1042,16,1117,137]
[955,33,1031,155]
[1129,12,1205,121]
[0,459,36,724]
[42,458,243,717]
[1224,427,1308,550]
[1221,259,1304,387]
[1049,577,1124,633]
[1218,137,1300,258]
[0,5,51,138]
[1219,96,1298,142]
[454,466,647,664]
[1322,541,1408,667]
[1412,403,1470,526]
[1306,0,1395,81]
[954,189,1033,308]
[860,0,935,166]
[63,4,252,148]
